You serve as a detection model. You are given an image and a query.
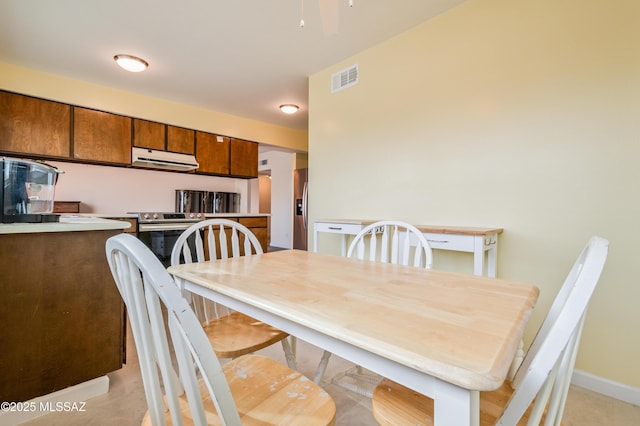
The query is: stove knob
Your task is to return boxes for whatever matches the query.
[196,213,202,218]
[143,213,150,220]
[152,213,159,219]
[189,213,195,219]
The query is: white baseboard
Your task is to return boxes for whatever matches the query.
[0,375,109,425]
[572,369,640,406]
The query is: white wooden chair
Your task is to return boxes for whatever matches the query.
[106,233,336,426]
[371,236,609,426]
[314,220,434,396]
[170,218,296,369]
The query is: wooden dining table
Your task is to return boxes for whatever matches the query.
[168,250,539,426]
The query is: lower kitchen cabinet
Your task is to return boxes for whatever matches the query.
[0,229,125,402]
[239,216,268,252]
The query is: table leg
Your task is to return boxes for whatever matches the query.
[487,235,498,278]
[434,380,479,426]
[473,236,485,277]
[313,225,319,252]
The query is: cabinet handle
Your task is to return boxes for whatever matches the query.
[427,239,449,244]
[328,227,343,230]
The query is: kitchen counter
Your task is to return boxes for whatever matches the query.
[1,216,126,408]
[0,215,130,234]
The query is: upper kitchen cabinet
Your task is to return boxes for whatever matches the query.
[133,118,165,150]
[0,91,71,159]
[167,125,195,155]
[73,107,132,165]
[196,131,230,175]
[230,138,258,178]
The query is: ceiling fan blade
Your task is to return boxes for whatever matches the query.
[318,0,339,36]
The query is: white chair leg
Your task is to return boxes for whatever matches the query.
[280,337,297,370]
[314,350,333,384]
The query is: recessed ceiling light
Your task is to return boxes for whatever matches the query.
[113,54,148,72]
[280,104,299,114]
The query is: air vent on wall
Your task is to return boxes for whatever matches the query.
[259,159,268,166]
[331,64,359,93]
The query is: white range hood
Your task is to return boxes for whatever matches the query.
[131,147,199,172]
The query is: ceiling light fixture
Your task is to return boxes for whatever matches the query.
[113,54,148,72]
[280,104,299,114]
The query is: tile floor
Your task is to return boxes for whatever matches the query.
[21,332,640,426]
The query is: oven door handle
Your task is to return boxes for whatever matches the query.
[138,223,195,232]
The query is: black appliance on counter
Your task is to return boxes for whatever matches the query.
[1,157,64,223]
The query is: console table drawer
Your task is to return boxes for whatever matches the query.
[315,222,362,235]
[423,232,474,252]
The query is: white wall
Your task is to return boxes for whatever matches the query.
[309,0,640,389]
[49,161,250,213]
[258,150,295,248]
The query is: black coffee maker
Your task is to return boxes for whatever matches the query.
[1,157,64,223]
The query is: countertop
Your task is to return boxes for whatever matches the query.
[0,216,130,235]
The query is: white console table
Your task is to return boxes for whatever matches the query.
[313,219,503,277]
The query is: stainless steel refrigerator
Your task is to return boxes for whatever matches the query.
[293,168,308,250]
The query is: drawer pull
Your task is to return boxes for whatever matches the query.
[328,227,343,230]
[428,239,449,244]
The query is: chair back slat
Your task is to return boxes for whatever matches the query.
[347,220,433,269]
[390,225,400,264]
[205,225,216,260]
[219,224,229,259]
[497,236,608,425]
[107,233,242,425]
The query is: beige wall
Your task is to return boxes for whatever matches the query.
[309,0,640,388]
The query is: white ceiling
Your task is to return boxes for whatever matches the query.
[0,0,466,132]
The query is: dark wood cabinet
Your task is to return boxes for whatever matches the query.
[167,125,195,154]
[1,91,262,178]
[0,91,71,158]
[0,229,125,402]
[73,107,132,165]
[53,201,81,213]
[196,131,230,175]
[133,118,165,150]
[230,138,258,178]
[239,216,269,251]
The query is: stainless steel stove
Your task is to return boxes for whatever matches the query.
[133,212,209,265]
[136,212,206,231]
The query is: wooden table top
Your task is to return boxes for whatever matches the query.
[315,219,503,236]
[168,250,538,391]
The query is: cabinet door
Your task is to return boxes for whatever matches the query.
[239,217,269,252]
[230,138,258,178]
[167,125,195,154]
[133,118,165,150]
[196,131,230,175]
[0,91,71,158]
[73,107,131,165]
